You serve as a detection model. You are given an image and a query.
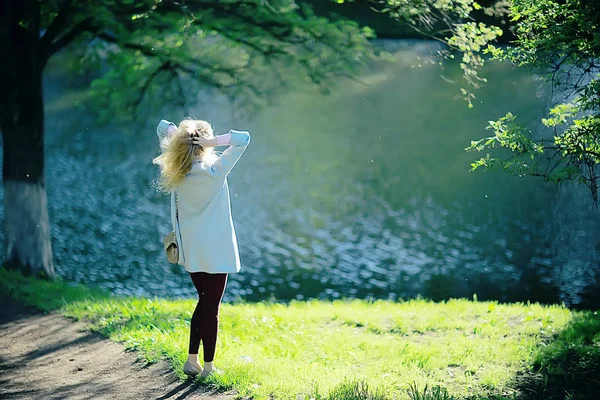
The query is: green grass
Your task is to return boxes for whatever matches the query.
[2,268,600,400]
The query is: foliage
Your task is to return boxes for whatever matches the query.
[39,0,509,120]
[314,380,388,400]
[38,0,378,122]
[407,383,455,400]
[6,268,597,400]
[466,0,600,202]
[1,264,110,311]
[337,0,506,107]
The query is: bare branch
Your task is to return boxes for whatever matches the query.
[174,70,189,116]
[97,31,155,57]
[97,31,244,78]
[40,1,73,51]
[133,61,171,111]
[209,26,291,57]
[44,17,95,62]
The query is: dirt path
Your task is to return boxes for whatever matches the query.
[0,297,235,400]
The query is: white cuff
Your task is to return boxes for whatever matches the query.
[217,133,232,146]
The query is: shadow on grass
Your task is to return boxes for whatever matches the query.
[402,311,600,400]
[326,312,600,400]
[500,311,600,400]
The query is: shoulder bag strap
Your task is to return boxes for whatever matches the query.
[174,188,184,262]
[175,188,179,227]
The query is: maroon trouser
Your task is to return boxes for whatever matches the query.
[188,272,228,362]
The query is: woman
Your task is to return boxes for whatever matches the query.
[154,118,251,378]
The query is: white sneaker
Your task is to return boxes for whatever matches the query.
[200,367,222,378]
[183,361,203,376]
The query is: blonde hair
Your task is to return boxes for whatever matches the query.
[153,119,218,193]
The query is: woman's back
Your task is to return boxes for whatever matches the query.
[169,130,251,273]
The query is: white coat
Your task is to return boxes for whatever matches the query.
[157,121,250,274]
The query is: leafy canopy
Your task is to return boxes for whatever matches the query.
[40,0,377,121]
[466,0,600,202]
[41,0,509,121]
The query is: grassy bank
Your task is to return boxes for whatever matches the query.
[2,269,600,400]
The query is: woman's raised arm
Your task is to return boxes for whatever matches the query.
[211,130,251,177]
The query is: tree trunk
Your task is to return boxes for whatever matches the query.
[0,0,55,279]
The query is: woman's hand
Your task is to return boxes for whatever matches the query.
[192,131,219,148]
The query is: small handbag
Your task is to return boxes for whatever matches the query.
[163,189,180,264]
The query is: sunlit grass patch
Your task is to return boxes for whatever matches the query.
[2,268,596,400]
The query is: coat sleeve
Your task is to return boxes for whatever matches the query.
[211,130,251,177]
[156,119,177,149]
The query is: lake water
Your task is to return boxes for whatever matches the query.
[2,40,600,307]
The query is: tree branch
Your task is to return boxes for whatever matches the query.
[98,31,246,81]
[209,26,291,57]
[97,31,154,56]
[44,17,95,62]
[174,70,188,116]
[40,1,73,52]
[133,61,172,112]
